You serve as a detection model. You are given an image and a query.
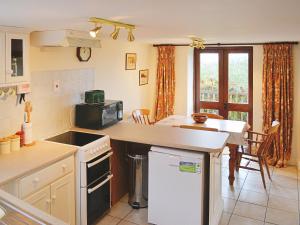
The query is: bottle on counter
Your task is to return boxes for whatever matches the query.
[16,130,25,147]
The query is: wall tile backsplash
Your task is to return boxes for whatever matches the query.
[0,68,94,139]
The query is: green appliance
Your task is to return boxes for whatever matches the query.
[85,90,105,104]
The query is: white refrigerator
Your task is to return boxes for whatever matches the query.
[148,146,205,225]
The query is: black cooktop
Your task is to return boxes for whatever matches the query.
[47,131,104,146]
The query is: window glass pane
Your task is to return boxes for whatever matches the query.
[200,53,219,102]
[200,109,219,114]
[228,53,248,104]
[11,39,24,77]
[228,111,248,122]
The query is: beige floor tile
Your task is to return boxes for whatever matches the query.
[273,166,297,179]
[109,202,133,219]
[124,208,148,225]
[118,221,139,225]
[219,212,231,225]
[243,179,270,194]
[246,172,271,184]
[264,223,276,225]
[229,215,264,225]
[265,208,299,225]
[96,215,121,225]
[268,195,299,213]
[120,194,129,203]
[222,185,241,200]
[270,183,298,200]
[233,201,266,221]
[239,190,268,206]
[223,197,236,213]
[271,175,298,189]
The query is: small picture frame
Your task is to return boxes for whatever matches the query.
[139,69,149,86]
[125,53,137,70]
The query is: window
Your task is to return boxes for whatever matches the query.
[194,47,253,126]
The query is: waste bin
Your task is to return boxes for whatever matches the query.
[128,154,148,209]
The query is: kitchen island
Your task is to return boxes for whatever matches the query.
[74,122,229,225]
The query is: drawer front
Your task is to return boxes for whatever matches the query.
[19,156,74,198]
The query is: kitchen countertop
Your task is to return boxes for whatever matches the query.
[73,121,230,153]
[0,141,77,186]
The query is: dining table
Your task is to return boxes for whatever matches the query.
[155,115,248,185]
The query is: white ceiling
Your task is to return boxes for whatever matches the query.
[0,0,299,44]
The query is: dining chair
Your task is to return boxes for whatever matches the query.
[236,122,280,188]
[201,113,224,120]
[179,125,218,132]
[132,109,155,125]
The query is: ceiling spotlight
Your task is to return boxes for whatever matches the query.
[89,25,101,38]
[111,26,120,40]
[127,29,135,42]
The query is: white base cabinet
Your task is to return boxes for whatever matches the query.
[1,156,75,225]
[50,173,75,225]
[209,153,223,225]
[24,185,51,214]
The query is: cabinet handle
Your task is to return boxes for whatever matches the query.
[33,178,40,183]
[46,199,51,205]
[52,196,56,202]
[62,164,67,171]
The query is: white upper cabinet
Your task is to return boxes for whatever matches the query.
[5,33,29,84]
[0,28,30,86]
[0,31,5,84]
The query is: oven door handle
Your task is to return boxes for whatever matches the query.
[87,151,113,168]
[88,174,113,194]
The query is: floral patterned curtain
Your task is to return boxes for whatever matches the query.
[154,46,176,121]
[262,44,294,168]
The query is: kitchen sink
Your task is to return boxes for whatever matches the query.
[0,200,47,225]
[0,207,4,220]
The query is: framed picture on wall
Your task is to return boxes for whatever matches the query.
[125,53,137,70]
[139,69,149,86]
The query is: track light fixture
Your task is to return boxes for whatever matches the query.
[89,25,101,38]
[190,37,205,49]
[127,28,135,42]
[89,17,136,42]
[111,26,120,40]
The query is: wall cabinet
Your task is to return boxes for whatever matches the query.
[0,29,29,86]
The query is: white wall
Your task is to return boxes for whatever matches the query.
[0,40,155,139]
[30,40,155,116]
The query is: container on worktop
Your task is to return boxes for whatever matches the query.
[9,135,20,152]
[0,138,10,154]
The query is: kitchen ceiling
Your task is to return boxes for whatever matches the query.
[0,0,299,44]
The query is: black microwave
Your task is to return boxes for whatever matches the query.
[75,100,123,130]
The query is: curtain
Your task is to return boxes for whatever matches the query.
[154,46,176,121]
[262,44,294,168]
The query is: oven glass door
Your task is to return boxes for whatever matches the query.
[102,104,118,126]
[86,173,112,225]
[84,151,112,186]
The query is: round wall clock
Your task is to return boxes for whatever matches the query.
[76,47,92,62]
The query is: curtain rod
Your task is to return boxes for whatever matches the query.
[153,41,299,47]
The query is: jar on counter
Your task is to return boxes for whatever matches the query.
[9,135,20,152]
[0,138,11,155]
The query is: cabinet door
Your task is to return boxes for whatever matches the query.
[23,185,51,214]
[0,31,5,84]
[209,153,223,225]
[50,173,75,225]
[5,33,29,83]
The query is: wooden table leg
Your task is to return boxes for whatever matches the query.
[227,144,238,185]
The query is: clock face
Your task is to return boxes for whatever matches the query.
[77,47,91,62]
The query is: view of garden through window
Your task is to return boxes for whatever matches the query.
[199,52,249,122]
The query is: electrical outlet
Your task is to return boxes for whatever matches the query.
[53,80,61,93]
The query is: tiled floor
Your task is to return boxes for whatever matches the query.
[97,153,299,225]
